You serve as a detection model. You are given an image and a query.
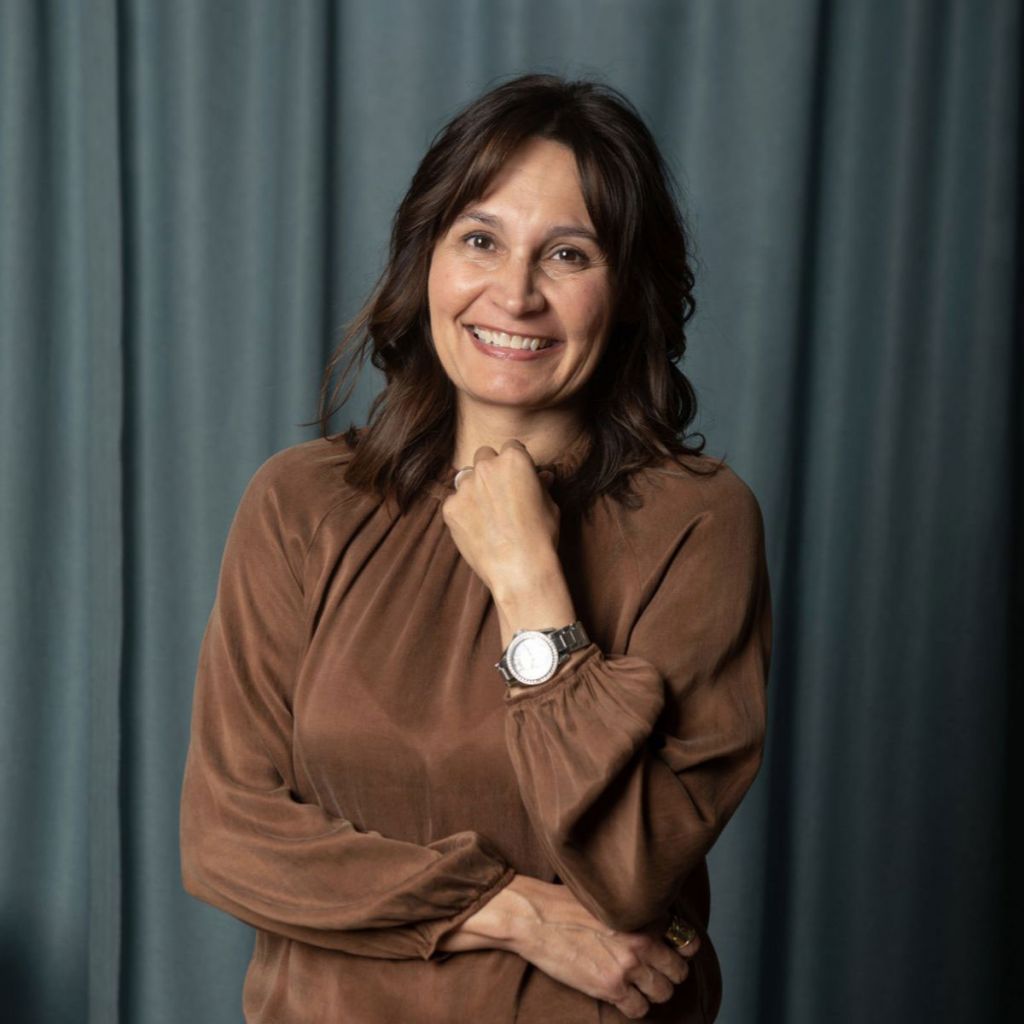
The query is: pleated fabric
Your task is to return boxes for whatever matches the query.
[179,432,771,1022]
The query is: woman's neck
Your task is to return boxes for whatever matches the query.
[451,407,588,469]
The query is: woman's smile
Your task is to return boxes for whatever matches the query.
[427,136,614,413]
[464,323,565,360]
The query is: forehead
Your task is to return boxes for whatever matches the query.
[467,137,594,228]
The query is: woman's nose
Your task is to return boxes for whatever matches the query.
[492,254,545,316]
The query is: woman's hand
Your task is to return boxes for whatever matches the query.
[505,876,699,1020]
[438,875,700,1020]
[441,439,560,595]
[442,440,577,644]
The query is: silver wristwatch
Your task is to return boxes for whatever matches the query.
[495,620,591,686]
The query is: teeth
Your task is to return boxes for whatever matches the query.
[471,326,554,351]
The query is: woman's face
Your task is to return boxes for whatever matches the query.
[427,137,615,422]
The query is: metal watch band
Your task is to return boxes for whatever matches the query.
[545,620,590,657]
[495,620,591,684]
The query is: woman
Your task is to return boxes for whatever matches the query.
[180,73,772,1023]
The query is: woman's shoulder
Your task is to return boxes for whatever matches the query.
[617,449,766,552]
[236,434,364,539]
[252,433,356,485]
[591,453,767,594]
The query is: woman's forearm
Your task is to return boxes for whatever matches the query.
[435,873,547,954]
[436,871,698,1019]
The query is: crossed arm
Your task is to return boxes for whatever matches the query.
[180,444,770,1017]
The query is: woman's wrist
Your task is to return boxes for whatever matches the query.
[435,874,544,955]
[493,558,577,648]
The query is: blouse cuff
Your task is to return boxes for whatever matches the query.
[502,642,601,705]
[419,862,518,961]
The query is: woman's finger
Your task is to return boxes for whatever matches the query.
[611,985,650,1020]
[471,445,499,465]
[648,942,690,985]
[626,962,676,1005]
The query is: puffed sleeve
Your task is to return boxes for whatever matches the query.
[179,453,515,960]
[503,474,771,933]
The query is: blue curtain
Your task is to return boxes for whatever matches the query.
[0,1,1019,1021]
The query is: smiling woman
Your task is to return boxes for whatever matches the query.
[427,137,616,449]
[314,72,704,516]
[180,73,772,1024]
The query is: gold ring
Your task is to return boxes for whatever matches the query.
[665,916,698,951]
[453,467,474,490]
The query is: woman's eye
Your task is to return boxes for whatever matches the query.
[464,232,496,251]
[551,246,587,263]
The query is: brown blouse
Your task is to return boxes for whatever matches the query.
[179,432,772,1023]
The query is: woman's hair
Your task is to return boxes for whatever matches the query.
[311,72,723,516]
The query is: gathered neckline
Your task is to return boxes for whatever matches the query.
[427,430,594,501]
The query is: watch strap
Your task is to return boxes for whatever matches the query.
[495,620,591,684]
[542,619,590,658]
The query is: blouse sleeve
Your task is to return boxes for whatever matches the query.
[502,475,772,933]
[179,454,515,961]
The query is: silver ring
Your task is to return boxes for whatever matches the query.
[453,467,474,490]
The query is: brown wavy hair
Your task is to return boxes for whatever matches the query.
[310,72,724,515]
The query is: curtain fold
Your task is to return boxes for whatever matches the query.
[0,1,1018,1022]
[0,0,124,1021]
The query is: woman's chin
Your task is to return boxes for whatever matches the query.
[455,380,555,410]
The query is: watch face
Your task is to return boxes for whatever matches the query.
[509,632,558,684]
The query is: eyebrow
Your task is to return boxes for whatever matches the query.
[455,209,600,244]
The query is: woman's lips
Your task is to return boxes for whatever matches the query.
[464,325,562,361]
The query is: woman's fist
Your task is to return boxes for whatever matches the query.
[441,439,559,594]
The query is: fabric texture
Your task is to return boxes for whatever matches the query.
[179,431,772,1023]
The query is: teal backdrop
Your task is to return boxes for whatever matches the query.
[0,1,1019,1022]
